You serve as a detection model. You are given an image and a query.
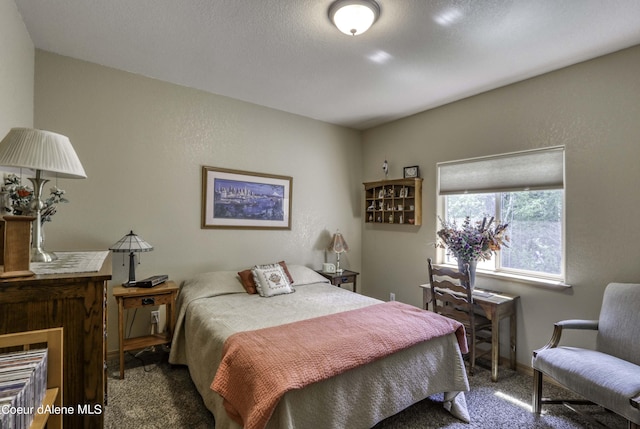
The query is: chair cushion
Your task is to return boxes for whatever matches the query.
[533,346,640,424]
[597,283,640,365]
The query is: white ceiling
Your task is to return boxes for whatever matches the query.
[15,0,640,130]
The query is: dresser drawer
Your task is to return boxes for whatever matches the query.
[122,292,174,309]
[314,269,359,293]
[333,275,356,286]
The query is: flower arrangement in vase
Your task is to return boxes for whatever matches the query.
[435,216,509,287]
[2,173,69,223]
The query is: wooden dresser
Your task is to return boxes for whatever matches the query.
[0,255,111,429]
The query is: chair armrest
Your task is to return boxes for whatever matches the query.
[532,319,598,357]
[555,319,598,330]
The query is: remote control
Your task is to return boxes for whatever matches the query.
[133,274,168,288]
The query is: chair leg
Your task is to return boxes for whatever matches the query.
[629,421,639,429]
[468,333,476,376]
[533,369,543,414]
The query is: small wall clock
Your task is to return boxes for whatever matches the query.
[403,165,420,178]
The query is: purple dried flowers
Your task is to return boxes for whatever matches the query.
[436,216,509,263]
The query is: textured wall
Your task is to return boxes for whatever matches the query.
[361,45,640,367]
[34,51,362,353]
[16,15,640,366]
[0,0,34,134]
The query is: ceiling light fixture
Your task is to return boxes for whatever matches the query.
[329,0,380,36]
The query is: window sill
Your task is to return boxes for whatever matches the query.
[436,263,572,290]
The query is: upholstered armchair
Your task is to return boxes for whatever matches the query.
[532,283,640,428]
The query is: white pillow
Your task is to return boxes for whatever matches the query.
[252,264,295,297]
[286,265,331,286]
[182,270,246,295]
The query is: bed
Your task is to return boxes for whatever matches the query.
[169,264,470,429]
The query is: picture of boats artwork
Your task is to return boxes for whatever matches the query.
[202,166,292,229]
[214,178,285,221]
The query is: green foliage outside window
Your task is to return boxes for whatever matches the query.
[446,190,563,277]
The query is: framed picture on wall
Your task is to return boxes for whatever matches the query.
[403,165,420,178]
[201,166,292,229]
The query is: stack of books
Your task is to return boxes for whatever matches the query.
[0,348,48,429]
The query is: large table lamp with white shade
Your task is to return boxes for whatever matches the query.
[0,128,87,262]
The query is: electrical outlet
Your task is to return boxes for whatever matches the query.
[389,292,395,301]
[150,310,160,325]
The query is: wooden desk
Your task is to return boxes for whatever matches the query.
[419,283,519,382]
[113,281,179,379]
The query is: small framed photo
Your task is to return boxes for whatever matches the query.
[403,165,420,178]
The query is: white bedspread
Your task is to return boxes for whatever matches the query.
[169,266,470,428]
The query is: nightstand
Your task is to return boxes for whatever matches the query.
[113,280,179,379]
[315,270,359,293]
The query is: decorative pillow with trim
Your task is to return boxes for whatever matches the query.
[238,261,294,294]
[278,261,294,284]
[252,263,295,297]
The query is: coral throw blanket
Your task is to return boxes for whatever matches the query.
[211,301,467,429]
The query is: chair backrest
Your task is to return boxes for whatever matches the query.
[596,282,640,366]
[427,258,474,324]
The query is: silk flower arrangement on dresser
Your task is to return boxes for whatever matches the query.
[2,173,69,222]
[435,216,509,288]
[2,172,69,255]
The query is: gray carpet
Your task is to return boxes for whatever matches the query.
[105,349,626,429]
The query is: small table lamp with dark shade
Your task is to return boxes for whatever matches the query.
[328,231,349,274]
[109,230,153,286]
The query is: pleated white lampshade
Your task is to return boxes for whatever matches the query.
[0,128,86,179]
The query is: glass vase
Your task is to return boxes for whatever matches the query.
[457,258,477,290]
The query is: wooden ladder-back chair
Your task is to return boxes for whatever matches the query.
[427,258,492,375]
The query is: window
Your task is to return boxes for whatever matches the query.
[445,190,563,279]
[438,147,565,281]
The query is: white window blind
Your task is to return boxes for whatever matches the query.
[437,146,564,195]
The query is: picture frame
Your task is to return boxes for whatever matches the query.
[202,166,292,229]
[403,165,420,178]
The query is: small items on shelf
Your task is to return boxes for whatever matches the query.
[363,178,423,226]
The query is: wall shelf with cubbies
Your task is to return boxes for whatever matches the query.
[363,178,422,225]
